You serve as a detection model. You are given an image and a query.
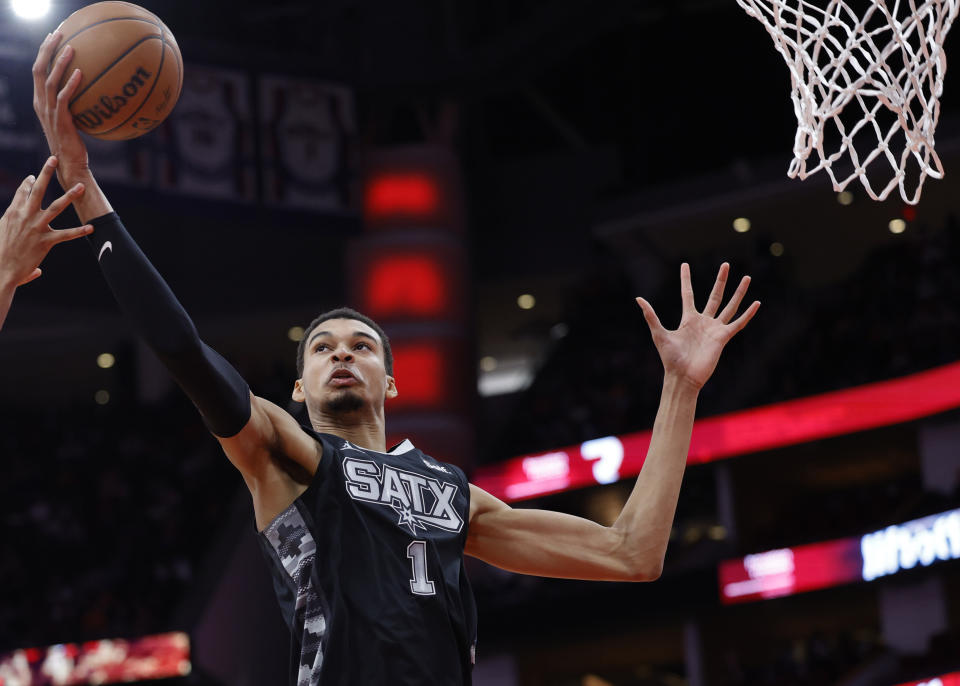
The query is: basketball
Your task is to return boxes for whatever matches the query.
[49,1,183,141]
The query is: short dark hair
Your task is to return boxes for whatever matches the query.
[295,307,393,377]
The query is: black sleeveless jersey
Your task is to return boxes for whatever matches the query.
[257,428,478,686]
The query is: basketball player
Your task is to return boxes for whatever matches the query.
[34,32,759,686]
[0,155,91,331]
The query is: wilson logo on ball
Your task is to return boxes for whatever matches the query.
[72,66,152,130]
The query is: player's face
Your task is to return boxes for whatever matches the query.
[293,318,396,416]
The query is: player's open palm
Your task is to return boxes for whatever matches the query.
[636,263,759,390]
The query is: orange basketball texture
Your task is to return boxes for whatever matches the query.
[50,2,183,140]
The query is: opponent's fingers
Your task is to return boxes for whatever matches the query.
[17,174,36,196]
[18,268,42,286]
[49,222,94,246]
[679,262,695,314]
[32,32,61,111]
[727,300,761,336]
[636,297,666,339]
[12,174,37,210]
[28,156,58,210]
[45,43,74,111]
[718,275,752,323]
[702,262,729,318]
[43,181,85,223]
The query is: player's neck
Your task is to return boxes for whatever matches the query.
[311,414,387,453]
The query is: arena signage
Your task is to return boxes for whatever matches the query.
[719,508,960,604]
[860,508,960,582]
[475,360,960,502]
[893,670,960,686]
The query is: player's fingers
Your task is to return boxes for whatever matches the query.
[18,268,42,286]
[43,182,85,223]
[56,67,82,115]
[46,43,74,111]
[14,174,36,208]
[727,300,761,336]
[718,275,751,323]
[679,262,695,314]
[702,262,729,318]
[636,297,666,338]
[32,32,61,111]
[49,222,93,246]
[28,156,58,209]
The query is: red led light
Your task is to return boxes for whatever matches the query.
[902,205,917,222]
[390,343,445,408]
[363,254,448,317]
[475,359,960,502]
[365,172,439,219]
[718,538,862,605]
[895,671,960,686]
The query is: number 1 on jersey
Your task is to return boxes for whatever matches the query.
[407,540,436,596]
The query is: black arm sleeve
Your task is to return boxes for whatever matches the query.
[87,212,251,437]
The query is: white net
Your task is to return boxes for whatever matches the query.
[737,0,960,203]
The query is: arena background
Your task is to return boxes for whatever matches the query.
[1,1,960,684]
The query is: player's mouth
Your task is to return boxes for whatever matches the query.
[329,368,360,387]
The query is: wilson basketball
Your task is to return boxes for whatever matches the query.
[50,2,183,141]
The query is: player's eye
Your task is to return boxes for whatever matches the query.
[314,344,329,352]
[354,342,370,351]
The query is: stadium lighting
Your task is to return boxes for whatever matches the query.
[11,0,51,20]
[479,356,497,372]
[836,191,854,206]
[889,218,907,234]
[732,217,751,233]
[96,353,115,369]
[287,326,305,342]
[769,242,784,257]
[94,390,110,405]
[517,294,536,310]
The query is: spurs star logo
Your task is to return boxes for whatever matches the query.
[342,457,463,534]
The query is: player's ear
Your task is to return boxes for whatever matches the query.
[292,378,306,402]
[385,375,398,400]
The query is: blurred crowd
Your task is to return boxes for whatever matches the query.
[719,626,886,686]
[493,215,960,459]
[0,398,236,652]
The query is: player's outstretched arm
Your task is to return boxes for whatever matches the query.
[31,32,319,494]
[466,263,759,581]
[0,157,91,331]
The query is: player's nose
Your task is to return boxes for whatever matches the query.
[332,344,354,362]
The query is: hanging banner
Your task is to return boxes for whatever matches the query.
[259,75,354,211]
[156,64,255,201]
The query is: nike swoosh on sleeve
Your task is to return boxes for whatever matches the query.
[98,241,113,261]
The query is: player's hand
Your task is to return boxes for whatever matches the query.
[0,156,92,289]
[636,263,760,391]
[32,31,90,187]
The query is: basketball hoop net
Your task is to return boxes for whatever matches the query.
[737,0,960,203]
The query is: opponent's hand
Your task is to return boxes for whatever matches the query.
[636,263,760,391]
[32,31,89,187]
[0,156,92,288]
